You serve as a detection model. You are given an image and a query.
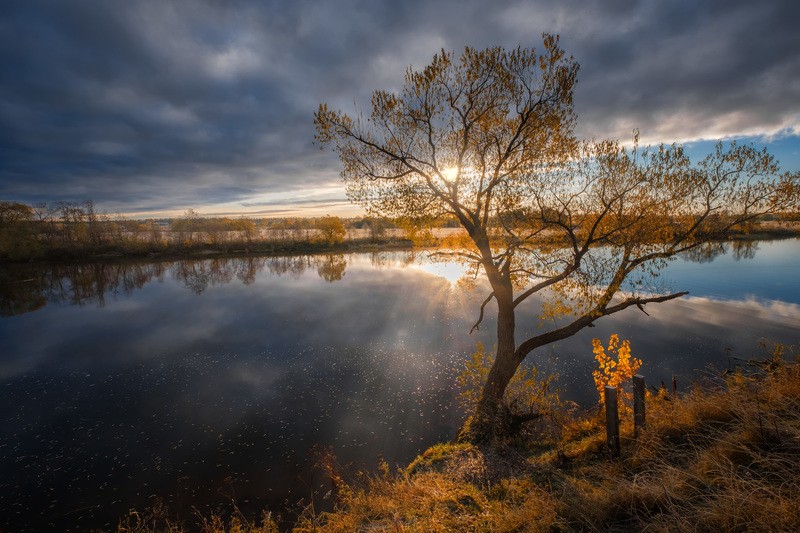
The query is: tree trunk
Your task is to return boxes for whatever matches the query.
[481,293,517,404]
[455,229,528,441]
[460,281,525,442]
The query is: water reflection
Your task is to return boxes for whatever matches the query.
[681,240,759,263]
[1,241,779,317]
[0,261,166,315]
[0,270,46,315]
[0,254,348,314]
[0,251,474,532]
[316,254,347,282]
[0,241,799,532]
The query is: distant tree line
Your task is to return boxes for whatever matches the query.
[3,199,795,263]
[0,200,471,261]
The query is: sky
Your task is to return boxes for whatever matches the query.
[1,0,799,218]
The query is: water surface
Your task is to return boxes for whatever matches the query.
[1,241,799,531]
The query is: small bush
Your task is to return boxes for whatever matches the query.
[592,334,642,411]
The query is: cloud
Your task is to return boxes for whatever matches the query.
[1,0,798,214]
[555,0,800,143]
[240,197,349,208]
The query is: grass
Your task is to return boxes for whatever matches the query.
[299,359,800,532]
[115,499,280,533]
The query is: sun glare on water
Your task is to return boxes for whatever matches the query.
[412,261,469,285]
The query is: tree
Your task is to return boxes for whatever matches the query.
[232,218,258,245]
[316,215,346,245]
[171,209,200,245]
[362,216,392,241]
[0,201,39,260]
[315,35,800,440]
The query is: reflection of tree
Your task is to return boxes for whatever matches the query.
[368,251,417,269]
[173,261,212,294]
[316,254,347,282]
[266,256,310,279]
[235,257,266,285]
[172,258,243,294]
[682,242,727,263]
[0,254,352,315]
[0,261,164,316]
[732,240,759,261]
[0,269,46,316]
[681,241,761,264]
[369,251,390,268]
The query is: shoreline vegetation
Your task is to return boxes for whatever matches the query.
[120,348,800,532]
[310,351,800,533]
[1,200,799,264]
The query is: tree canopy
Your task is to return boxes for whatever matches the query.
[315,35,800,440]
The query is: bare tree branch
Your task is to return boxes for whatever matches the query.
[514,291,689,362]
[470,292,495,334]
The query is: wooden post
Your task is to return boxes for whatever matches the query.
[605,385,620,458]
[633,374,646,437]
[672,375,677,395]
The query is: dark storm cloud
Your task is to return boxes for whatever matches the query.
[541,0,800,142]
[1,0,798,214]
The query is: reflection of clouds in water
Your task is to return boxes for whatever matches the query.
[2,247,800,531]
[229,363,281,390]
[528,293,800,406]
[1,250,798,389]
[616,296,800,347]
[668,296,800,327]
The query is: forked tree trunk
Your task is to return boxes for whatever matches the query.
[460,283,525,442]
[456,231,530,441]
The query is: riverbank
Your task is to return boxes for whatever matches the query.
[0,235,415,264]
[296,356,800,532]
[118,353,800,532]
[3,221,800,265]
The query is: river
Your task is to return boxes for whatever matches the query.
[1,239,799,531]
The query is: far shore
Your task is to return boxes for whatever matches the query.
[1,235,415,265]
[2,222,799,265]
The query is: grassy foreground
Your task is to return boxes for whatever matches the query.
[293,360,800,532]
[121,357,800,532]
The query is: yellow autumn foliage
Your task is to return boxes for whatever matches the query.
[592,334,642,410]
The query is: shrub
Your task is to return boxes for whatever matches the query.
[592,334,642,411]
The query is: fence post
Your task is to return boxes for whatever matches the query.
[633,374,646,437]
[605,385,620,458]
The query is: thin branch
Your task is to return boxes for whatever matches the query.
[513,263,578,307]
[515,291,689,360]
[470,292,495,334]
[428,250,482,263]
[602,291,689,316]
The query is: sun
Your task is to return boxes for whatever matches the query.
[441,166,458,181]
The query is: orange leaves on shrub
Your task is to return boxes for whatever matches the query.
[592,334,642,409]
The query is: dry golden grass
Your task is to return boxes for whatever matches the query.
[306,361,800,532]
[299,470,564,533]
[551,361,800,532]
[116,499,279,533]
